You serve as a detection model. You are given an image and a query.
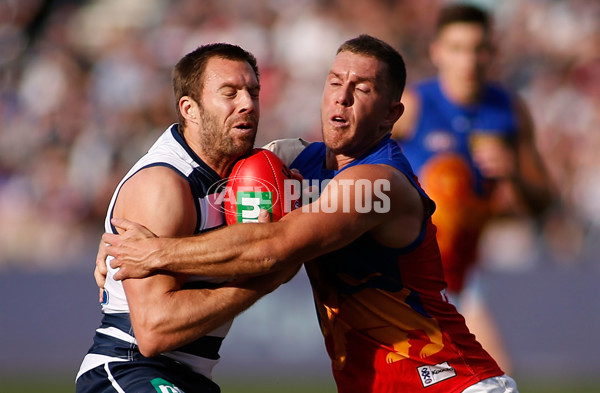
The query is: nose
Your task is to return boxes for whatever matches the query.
[464,50,478,71]
[335,84,353,107]
[237,90,257,113]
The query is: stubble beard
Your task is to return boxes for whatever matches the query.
[198,108,256,163]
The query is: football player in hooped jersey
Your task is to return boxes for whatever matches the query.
[99,35,519,392]
[76,44,297,393]
[392,4,554,373]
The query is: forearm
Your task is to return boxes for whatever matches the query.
[131,272,289,356]
[109,167,396,281]
[153,221,294,278]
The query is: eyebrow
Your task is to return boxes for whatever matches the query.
[218,82,261,91]
[329,71,376,84]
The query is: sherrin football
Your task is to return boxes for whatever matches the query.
[224,148,297,225]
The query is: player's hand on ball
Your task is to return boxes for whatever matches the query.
[225,148,299,224]
[258,209,271,223]
[102,217,161,281]
[289,168,303,182]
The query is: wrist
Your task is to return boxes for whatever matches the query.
[150,237,170,272]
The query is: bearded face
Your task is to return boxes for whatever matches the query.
[188,57,260,167]
[197,104,257,162]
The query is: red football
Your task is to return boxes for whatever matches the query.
[224,148,298,225]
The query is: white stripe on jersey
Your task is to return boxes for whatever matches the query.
[96,326,137,344]
[105,363,127,393]
[76,354,128,381]
[163,351,220,377]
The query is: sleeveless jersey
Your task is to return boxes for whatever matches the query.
[398,78,518,293]
[77,124,230,381]
[290,136,503,393]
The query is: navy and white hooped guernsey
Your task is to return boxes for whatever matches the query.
[77,124,229,381]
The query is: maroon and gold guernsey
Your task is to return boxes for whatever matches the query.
[290,136,503,393]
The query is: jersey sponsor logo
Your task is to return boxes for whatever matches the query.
[417,361,456,387]
[150,378,185,393]
[424,130,457,152]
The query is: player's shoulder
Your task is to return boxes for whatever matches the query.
[262,138,311,166]
[122,165,190,201]
[482,80,518,104]
[334,163,404,186]
[138,125,200,177]
[116,165,196,234]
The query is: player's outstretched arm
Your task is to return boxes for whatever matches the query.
[105,163,426,280]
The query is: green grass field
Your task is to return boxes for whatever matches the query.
[2,375,599,393]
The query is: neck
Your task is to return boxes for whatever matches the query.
[439,76,483,106]
[326,149,352,171]
[326,133,388,170]
[198,148,237,178]
[181,127,238,178]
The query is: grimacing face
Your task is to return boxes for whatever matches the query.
[196,57,260,160]
[321,51,400,157]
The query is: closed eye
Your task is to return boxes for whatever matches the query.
[356,83,371,93]
[249,88,260,99]
[221,88,237,98]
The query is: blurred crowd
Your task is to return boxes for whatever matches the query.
[0,0,599,270]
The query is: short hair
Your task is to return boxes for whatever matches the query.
[337,34,406,101]
[172,43,259,127]
[435,3,491,35]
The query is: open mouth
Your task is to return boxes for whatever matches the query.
[233,122,255,131]
[330,115,349,127]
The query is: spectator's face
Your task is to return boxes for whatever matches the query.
[321,51,401,156]
[430,22,493,84]
[196,57,260,158]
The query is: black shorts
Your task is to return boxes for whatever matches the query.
[76,356,220,393]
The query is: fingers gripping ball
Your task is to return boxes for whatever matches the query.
[224,148,299,224]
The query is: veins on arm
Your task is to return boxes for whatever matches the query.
[109,167,300,357]
[113,166,204,355]
[155,164,425,279]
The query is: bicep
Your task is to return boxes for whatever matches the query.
[114,167,196,307]
[275,166,398,263]
[113,166,196,238]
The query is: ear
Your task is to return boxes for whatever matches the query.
[179,96,199,124]
[382,101,404,131]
